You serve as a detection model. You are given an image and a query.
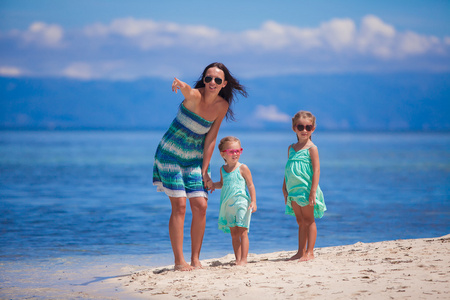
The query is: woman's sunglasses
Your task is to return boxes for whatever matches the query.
[204,76,223,85]
[296,124,314,131]
[221,148,243,155]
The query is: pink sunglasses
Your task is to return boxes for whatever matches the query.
[221,148,243,155]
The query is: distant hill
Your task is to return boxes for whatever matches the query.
[1,73,449,131]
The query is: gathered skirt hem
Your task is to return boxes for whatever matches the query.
[153,182,208,199]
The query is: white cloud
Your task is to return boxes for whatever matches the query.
[0,66,22,77]
[357,15,396,58]
[22,22,64,48]
[397,31,439,56]
[63,63,95,80]
[319,18,356,51]
[1,15,449,79]
[254,105,290,122]
[243,21,297,50]
[84,17,220,50]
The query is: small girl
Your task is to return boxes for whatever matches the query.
[282,111,326,262]
[212,136,257,266]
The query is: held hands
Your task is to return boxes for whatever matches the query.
[203,173,214,191]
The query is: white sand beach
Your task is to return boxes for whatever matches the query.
[114,235,449,299]
[1,235,448,299]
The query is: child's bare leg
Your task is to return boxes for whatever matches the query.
[289,201,306,260]
[237,227,249,265]
[298,220,308,260]
[291,224,308,259]
[230,227,242,264]
[299,205,316,262]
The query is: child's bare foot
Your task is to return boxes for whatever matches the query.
[299,252,314,262]
[236,259,247,266]
[288,252,303,261]
[174,263,194,271]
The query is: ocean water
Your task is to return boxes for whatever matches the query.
[1,130,449,268]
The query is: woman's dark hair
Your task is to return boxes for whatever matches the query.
[194,62,248,121]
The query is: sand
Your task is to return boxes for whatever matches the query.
[113,235,449,299]
[1,235,448,299]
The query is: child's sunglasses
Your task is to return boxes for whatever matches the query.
[204,76,223,85]
[221,148,243,155]
[296,124,314,131]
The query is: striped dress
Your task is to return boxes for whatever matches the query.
[153,103,213,198]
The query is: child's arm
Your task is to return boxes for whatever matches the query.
[211,168,223,193]
[282,145,291,204]
[240,164,257,213]
[309,145,321,206]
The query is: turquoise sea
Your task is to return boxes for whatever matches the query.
[0,130,449,296]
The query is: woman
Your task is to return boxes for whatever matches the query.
[153,62,247,270]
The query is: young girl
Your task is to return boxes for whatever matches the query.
[212,136,257,266]
[282,111,326,262]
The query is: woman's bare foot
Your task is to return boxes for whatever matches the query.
[191,259,203,269]
[174,263,194,271]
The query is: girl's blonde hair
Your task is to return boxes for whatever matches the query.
[218,136,241,151]
[292,111,316,140]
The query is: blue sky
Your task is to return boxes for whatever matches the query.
[1,0,449,80]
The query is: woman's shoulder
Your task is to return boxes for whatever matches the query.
[187,87,203,99]
[215,95,229,109]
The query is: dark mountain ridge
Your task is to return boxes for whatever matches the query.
[1,73,449,131]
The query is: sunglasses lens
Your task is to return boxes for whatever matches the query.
[297,125,313,131]
[205,76,223,85]
[223,148,243,155]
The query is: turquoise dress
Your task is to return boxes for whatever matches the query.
[218,164,252,233]
[153,103,213,198]
[285,146,326,218]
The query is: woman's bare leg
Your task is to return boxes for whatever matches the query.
[189,196,208,268]
[169,197,192,271]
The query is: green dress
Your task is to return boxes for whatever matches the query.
[218,164,252,233]
[153,103,213,198]
[285,146,326,218]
